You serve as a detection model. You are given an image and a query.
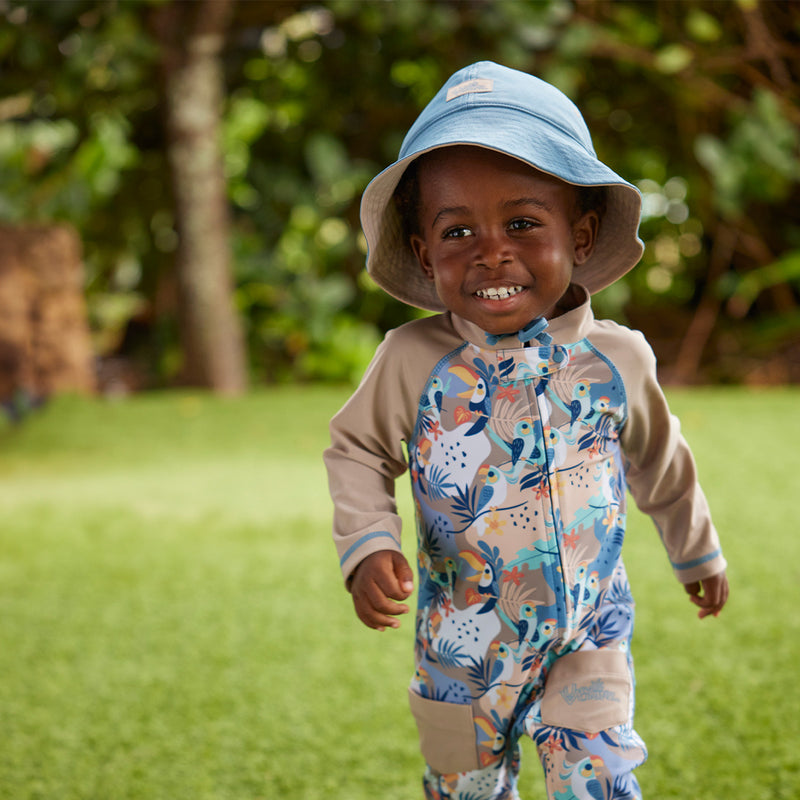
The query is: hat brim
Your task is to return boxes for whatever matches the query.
[361,110,643,312]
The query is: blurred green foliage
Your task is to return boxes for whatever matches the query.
[0,0,798,385]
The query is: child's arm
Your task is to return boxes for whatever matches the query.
[684,570,729,619]
[350,550,415,631]
[324,331,415,585]
[325,320,452,613]
[612,328,728,614]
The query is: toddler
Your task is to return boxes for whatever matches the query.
[324,61,728,800]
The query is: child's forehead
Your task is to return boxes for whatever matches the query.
[414,145,575,196]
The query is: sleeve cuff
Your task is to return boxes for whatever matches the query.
[672,550,727,585]
[338,530,403,588]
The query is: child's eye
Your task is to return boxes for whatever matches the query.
[442,225,473,239]
[508,218,537,232]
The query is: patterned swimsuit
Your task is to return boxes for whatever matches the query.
[326,291,725,799]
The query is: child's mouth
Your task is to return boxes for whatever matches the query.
[474,285,525,300]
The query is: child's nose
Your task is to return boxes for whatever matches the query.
[474,230,513,269]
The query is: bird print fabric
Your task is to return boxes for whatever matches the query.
[408,331,647,799]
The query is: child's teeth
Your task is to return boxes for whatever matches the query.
[477,286,522,299]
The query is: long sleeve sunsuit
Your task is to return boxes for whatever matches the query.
[325,287,726,800]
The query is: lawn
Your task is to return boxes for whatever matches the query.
[0,386,798,800]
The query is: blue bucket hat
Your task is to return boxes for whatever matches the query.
[360,61,644,312]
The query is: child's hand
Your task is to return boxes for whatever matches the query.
[350,550,415,631]
[683,570,729,619]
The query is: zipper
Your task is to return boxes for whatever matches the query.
[532,375,573,640]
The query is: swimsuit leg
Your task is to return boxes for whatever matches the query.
[522,563,648,799]
[420,739,522,800]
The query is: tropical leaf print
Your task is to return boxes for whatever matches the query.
[450,483,482,526]
[466,654,494,697]
[425,463,458,501]
[433,638,470,669]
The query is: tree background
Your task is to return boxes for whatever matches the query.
[1,0,798,391]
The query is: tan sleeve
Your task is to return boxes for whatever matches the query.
[613,328,727,585]
[324,316,457,586]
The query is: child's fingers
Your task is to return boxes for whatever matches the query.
[353,585,409,631]
[350,553,411,630]
[684,582,707,611]
[684,581,701,600]
[684,573,729,619]
[701,573,729,617]
[366,573,410,615]
[392,552,415,598]
[687,590,716,619]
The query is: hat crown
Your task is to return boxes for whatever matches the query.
[400,61,595,162]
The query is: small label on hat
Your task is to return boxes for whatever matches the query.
[446,78,494,101]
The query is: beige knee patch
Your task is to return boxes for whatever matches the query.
[540,649,632,734]
[408,689,482,774]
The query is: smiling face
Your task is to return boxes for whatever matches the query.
[409,146,598,335]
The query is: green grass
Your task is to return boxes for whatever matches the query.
[0,387,798,799]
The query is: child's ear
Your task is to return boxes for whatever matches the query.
[411,235,435,280]
[573,211,599,266]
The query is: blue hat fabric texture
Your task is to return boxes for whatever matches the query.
[360,61,644,312]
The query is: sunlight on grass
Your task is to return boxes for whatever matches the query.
[1,387,798,799]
